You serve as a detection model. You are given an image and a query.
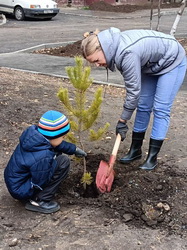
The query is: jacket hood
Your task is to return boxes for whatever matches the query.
[98,27,121,72]
[20,125,52,152]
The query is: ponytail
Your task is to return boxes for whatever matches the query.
[81,29,101,58]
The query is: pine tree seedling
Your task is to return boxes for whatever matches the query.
[57,56,110,189]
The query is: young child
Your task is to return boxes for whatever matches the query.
[4,110,86,214]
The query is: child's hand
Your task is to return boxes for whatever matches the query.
[75,147,87,158]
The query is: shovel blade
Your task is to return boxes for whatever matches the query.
[105,170,115,192]
[96,160,115,193]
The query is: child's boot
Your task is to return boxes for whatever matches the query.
[25,199,60,214]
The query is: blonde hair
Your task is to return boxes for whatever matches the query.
[81,29,101,58]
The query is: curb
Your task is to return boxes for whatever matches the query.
[1,66,124,88]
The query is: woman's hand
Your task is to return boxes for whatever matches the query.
[116,120,128,141]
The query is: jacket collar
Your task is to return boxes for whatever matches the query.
[98,28,120,72]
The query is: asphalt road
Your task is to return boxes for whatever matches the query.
[0,7,186,90]
[1,7,187,53]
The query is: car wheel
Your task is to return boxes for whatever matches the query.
[14,7,25,21]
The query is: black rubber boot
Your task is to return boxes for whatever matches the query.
[25,200,60,214]
[139,138,164,170]
[120,131,145,164]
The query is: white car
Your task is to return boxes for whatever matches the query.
[0,0,59,21]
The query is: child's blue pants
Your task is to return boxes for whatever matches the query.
[35,155,70,202]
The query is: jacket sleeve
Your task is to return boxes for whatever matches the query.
[55,141,76,155]
[120,51,142,120]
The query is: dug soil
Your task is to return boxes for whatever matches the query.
[88,1,181,13]
[57,1,181,13]
[1,65,187,249]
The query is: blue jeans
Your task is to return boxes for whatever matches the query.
[133,57,187,140]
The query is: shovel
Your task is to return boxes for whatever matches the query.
[96,133,121,193]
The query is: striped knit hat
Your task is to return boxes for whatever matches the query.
[38,110,70,139]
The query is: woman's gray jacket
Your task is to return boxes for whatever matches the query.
[98,27,186,120]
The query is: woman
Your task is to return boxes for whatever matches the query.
[81,28,187,170]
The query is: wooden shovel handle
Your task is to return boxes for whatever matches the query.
[108,134,121,167]
[112,133,121,156]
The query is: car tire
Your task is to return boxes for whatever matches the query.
[14,6,25,21]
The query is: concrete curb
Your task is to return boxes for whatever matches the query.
[1,66,124,88]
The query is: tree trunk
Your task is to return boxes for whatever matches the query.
[150,0,154,30]
[170,0,186,36]
[156,0,162,31]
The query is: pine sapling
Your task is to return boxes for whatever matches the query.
[57,56,110,189]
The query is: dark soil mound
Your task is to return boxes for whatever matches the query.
[34,40,82,58]
[89,1,181,13]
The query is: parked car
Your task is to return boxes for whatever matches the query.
[0,0,59,21]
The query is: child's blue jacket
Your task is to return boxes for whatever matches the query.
[4,125,76,200]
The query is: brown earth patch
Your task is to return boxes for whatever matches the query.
[88,1,181,13]
[1,68,187,249]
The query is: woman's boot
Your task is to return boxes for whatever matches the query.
[139,138,163,170]
[120,131,145,164]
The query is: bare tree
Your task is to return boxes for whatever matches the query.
[150,0,154,29]
[170,0,186,36]
[150,0,162,31]
[156,0,162,30]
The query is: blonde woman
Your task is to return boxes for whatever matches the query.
[81,27,187,170]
